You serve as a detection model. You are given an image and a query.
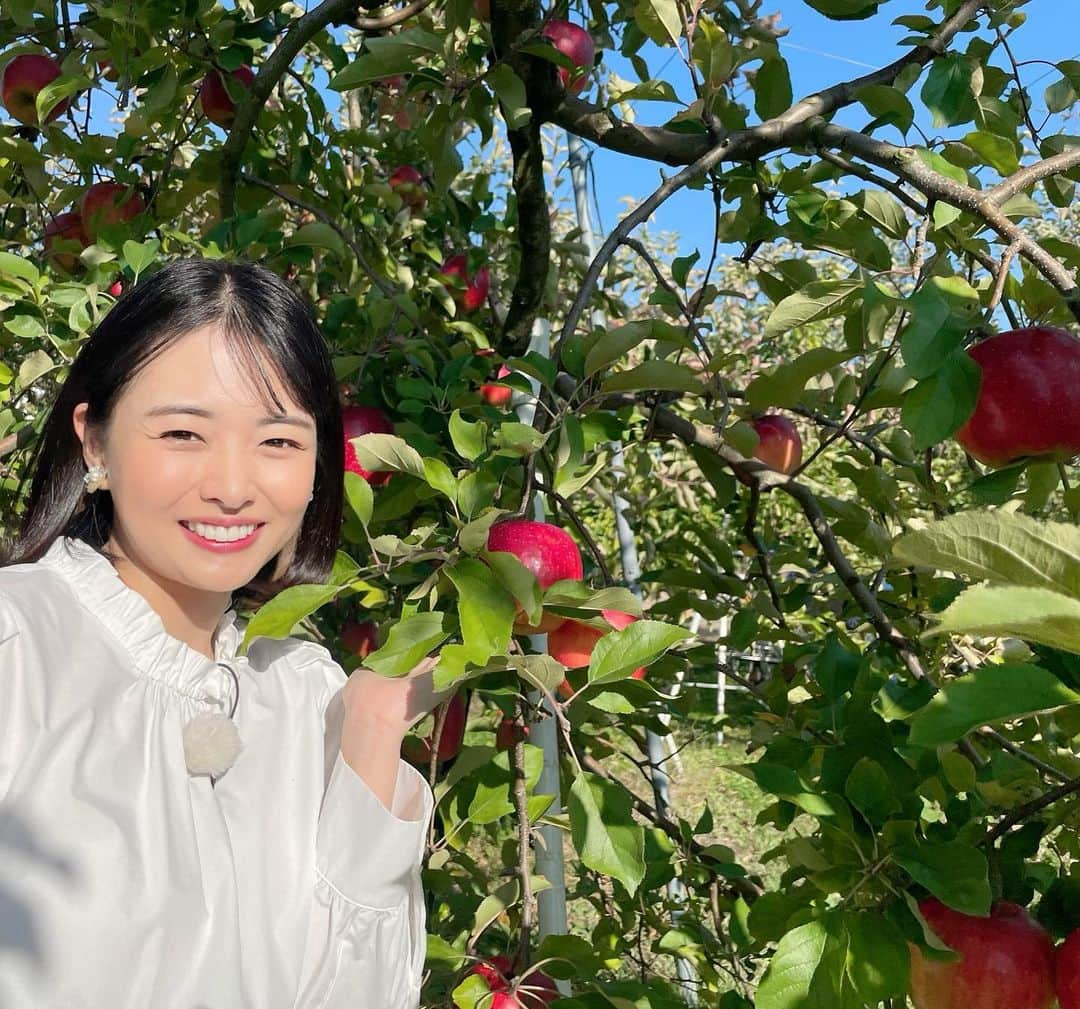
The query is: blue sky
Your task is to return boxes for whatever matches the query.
[577,2,1075,259]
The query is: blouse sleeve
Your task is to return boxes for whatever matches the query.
[292,665,435,1009]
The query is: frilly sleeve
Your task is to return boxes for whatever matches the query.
[291,642,435,1009]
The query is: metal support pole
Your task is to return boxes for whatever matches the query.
[515,317,570,991]
[568,131,699,1006]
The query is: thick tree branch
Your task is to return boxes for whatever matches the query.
[554,0,984,358]
[219,0,360,221]
[812,121,1080,323]
[551,0,982,167]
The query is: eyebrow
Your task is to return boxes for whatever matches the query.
[144,404,315,432]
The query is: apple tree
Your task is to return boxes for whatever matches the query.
[2,0,1080,1005]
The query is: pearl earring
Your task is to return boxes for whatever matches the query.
[84,464,108,493]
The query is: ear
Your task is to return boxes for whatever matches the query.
[72,402,104,465]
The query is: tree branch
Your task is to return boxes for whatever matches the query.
[219,0,360,221]
[983,774,1080,846]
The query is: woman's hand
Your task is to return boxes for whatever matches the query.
[337,653,449,813]
[340,653,446,744]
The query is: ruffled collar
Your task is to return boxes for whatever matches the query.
[39,535,246,698]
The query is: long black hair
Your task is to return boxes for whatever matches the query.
[0,258,344,609]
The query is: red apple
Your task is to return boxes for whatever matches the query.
[908,898,1054,1009]
[1,53,66,126]
[374,75,415,130]
[480,364,513,406]
[388,165,426,210]
[198,64,255,128]
[341,619,378,659]
[457,957,559,1009]
[80,181,145,241]
[487,519,583,634]
[342,404,395,487]
[403,691,467,766]
[43,211,88,272]
[1057,927,1080,1009]
[955,327,1080,468]
[751,413,802,474]
[495,717,529,751]
[548,609,646,685]
[540,19,595,95]
[440,254,491,313]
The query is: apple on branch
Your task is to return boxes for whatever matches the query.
[1,53,66,127]
[540,19,595,95]
[43,211,89,273]
[440,254,491,314]
[198,64,255,129]
[751,413,803,475]
[342,404,395,487]
[388,165,426,211]
[1056,926,1080,1009]
[340,619,379,660]
[456,955,559,1009]
[908,898,1055,1009]
[548,609,645,699]
[955,326,1080,468]
[402,691,467,767]
[80,181,145,242]
[486,518,583,633]
[494,717,529,751]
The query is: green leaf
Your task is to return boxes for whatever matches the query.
[599,360,701,395]
[755,918,837,1009]
[900,276,981,380]
[854,84,914,132]
[584,320,664,378]
[242,583,342,646]
[482,549,543,627]
[900,351,981,451]
[349,433,425,480]
[493,421,547,457]
[893,839,990,915]
[922,53,977,128]
[365,612,452,677]
[568,772,646,895]
[908,662,1080,746]
[763,280,861,340]
[122,239,160,278]
[672,250,699,287]
[800,0,880,19]
[755,58,792,121]
[844,913,909,1002]
[0,252,39,285]
[855,189,909,239]
[487,64,531,128]
[747,347,852,411]
[422,457,457,503]
[636,0,682,46]
[343,471,373,527]
[931,587,1080,656]
[844,757,900,825]
[962,131,1020,176]
[893,511,1080,600]
[285,222,347,259]
[587,619,691,684]
[445,557,515,664]
[328,29,443,89]
[449,410,487,461]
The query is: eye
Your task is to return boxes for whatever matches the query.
[264,438,304,450]
[162,430,199,441]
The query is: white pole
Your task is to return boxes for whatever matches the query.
[567,131,699,1006]
[514,316,571,988]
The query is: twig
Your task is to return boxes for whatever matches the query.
[983,774,1080,845]
[984,241,1021,322]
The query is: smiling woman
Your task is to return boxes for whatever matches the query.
[0,259,439,1009]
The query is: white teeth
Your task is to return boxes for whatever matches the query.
[182,522,258,542]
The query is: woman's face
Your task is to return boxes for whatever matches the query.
[74,322,318,596]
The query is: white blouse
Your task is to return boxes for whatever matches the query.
[0,535,433,1009]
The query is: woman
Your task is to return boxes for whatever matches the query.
[0,259,441,1008]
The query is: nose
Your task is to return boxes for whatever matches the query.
[199,440,258,511]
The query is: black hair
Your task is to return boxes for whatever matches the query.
[0,258,343,609]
